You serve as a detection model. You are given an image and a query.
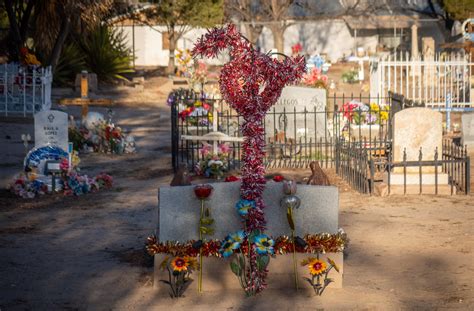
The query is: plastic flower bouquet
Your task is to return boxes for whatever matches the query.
[302,67,328,89]
[341,100,389,125]
[195,142,231,178]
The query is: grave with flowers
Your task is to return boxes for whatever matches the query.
[148,24,347,297]
[8,109,113,198]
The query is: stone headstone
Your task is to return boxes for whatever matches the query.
[422,37,435,59]
[392,108,442,173]
[265,86,328,141]
[158,182,338,242]
[34,110,68,151]
[462,112,474,151]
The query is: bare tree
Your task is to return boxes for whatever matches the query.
[225,0,264,45]
[137,0,223,74]
[260,0,294,53]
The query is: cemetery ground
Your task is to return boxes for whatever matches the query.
[0,78,474,310]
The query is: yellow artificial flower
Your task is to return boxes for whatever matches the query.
[302,258,327,276]
[369,103,380,112]
[171,256,188,272]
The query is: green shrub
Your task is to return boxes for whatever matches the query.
[80,25,133,82]
[53,43,86,86]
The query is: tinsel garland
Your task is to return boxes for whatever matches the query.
[146,232,348,258]
[192,24,305,293]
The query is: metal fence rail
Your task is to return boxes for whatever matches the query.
[335,138,470,195]
[0,63,52,116]
[371,52,474,109]
[170,89,390,172]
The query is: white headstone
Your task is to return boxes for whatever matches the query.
[265,86,328,140]
[462,112,474,151]
[34,110,68,151]
[393,108,442,173]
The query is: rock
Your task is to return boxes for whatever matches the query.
[307,161,331,186]
[170,163,191,186]
[374,182,388,197]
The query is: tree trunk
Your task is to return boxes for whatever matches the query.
[244,24,263,46]
[48,16,71,72]
[167,27,177,75]
[269,24,285,54]
[4,0,23,60]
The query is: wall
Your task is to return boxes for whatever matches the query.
[113,20,445,67]
[113,24,228,67]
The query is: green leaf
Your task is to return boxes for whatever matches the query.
[200,218,214,225]
[230,261,242,276]
[287,208,295,230]
[205,208,210,217]
[256,255,270,271]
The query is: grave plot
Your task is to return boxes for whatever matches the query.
[150,24,348,298]
[336,106,470,196]
[8,109,113,198]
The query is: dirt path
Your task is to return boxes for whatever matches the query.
[1,81,473,310]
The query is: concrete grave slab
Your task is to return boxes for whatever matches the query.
[157,182,339,241]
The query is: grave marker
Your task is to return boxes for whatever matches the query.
[392,108,442,173]
[462,112,474,151]
[265,86,328,140]
[34,110,68,151]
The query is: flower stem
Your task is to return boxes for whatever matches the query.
[198,199,204,293]
[291,228,299,290]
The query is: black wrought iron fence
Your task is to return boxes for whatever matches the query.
[335,137,470,195]
[170,88,391,173]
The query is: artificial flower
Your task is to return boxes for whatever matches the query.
[171,256,197,272]
[253,234,275,255]
[301,257,327,276]
[194,184,213,199]
[273,175,284,182]
[220,231,246,257]
[235,199,256,217]
[225,175,239,182]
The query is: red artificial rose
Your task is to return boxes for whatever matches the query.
[194,184,213,199]
[225,175,239,182]
[273,175,284,182]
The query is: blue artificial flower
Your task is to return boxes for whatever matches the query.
[229,230,245,244]
[219,230,246,258]
[220,240,237,258]
[253,234,275,255]
[235,199,256,217]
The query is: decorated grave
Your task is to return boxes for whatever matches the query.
[68,110,136,154]
[148,24,347,298]
[9,109,113,198]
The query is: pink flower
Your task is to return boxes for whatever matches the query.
[199,143,212,157]
[218,143,231,154]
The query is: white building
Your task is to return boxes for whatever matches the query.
[111,0,449,66]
